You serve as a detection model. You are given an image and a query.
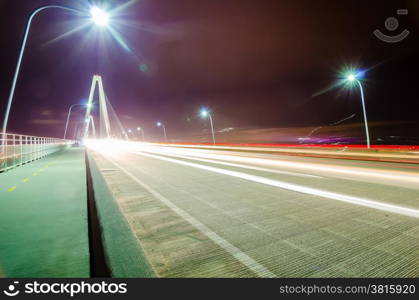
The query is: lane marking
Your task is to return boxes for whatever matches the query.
[131,151,419,219]
[133,150,322,179]
[7,186,16,192]
[22,178,29,183]
[104,156,276,278]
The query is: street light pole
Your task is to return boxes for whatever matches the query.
[355,79,371,149]
[346,73,371,149]
[200,108,216,145]
[137,127,145,141]
[64,104,86,139]
[208,113,216,145]
[1,5,81,137]
[162,125,167,143]
[127,129,133,140]
[157,122,167,142]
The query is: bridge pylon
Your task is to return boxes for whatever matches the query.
[84,75,111,139]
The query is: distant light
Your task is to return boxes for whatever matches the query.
[156,122,162,127]
[139,64,149,73]
[90,7,109,27]
[86,103,93,108]
[137,127,141,131]
[128,129,132,133]
[200,109,209,118]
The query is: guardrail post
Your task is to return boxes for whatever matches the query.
[24,136,27,164]
[20,135,23,166]
[32,136,34,161]
[5,133,8,170]
[12,134,16,169]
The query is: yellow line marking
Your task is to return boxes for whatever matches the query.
[7,186,16,192]
[32,173,38,176]
[22,178,29,183]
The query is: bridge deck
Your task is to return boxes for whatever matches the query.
[87,147,419,278]
[0,147,89,277]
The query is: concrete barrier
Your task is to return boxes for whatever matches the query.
[86,151,155,278]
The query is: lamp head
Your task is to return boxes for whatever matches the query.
[90,7,109,27]
[200,109,209,118]
[156,122,162,127]
[347,74,357,82]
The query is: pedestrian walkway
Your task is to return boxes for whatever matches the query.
[0,147,89,277]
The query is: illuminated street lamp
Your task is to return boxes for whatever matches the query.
[200,108,215,145]
[137,127,145,141]
[345,72,371,148]
[90,6,109,27]
[156,122,167,143]
[1,5,110,137]
[126,129,133,140]
[64,103,92,139]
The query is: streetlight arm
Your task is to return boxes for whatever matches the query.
[162,125,167,142]
[2,5,82,135]
[208,114,216,145]
[356,80,371,148]
[64,104,84,139]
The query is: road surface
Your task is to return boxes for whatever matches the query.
[87,142,419,278]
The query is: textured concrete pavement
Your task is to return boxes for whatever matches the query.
[88,144,419,278]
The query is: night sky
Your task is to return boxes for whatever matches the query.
[0,0,418,140]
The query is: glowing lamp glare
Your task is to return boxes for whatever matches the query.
[90,7,109,27]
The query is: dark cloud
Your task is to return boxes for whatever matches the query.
[29,119,63,125]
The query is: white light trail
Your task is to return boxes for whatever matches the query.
[130,151,419,219]
[84,139,419,218]
[144,146,419,184]
[131,150,322,179]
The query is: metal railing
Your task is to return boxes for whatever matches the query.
[0,133,74,172]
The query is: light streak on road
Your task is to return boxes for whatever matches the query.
[84,139,419,185]
[163,144,419,161]
[130,151,419,219]
[85,139,419,219]
[141,145,419,185]
[131,150,323,179]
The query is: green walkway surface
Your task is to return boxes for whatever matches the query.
[0,147,89,277]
